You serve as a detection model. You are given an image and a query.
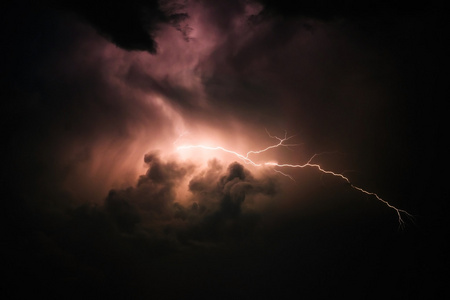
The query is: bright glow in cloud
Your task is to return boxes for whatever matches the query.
[175,130,413,228]
[10,1,414,230]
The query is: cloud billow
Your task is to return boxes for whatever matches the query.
[104,153,279,244]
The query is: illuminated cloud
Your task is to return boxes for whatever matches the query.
[103,153,280,243]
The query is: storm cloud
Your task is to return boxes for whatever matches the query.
[2,0,447,298]
[104,153,280,243]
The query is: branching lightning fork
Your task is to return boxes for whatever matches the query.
[177,130,413,229]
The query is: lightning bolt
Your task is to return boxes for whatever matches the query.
[177,130,414,229]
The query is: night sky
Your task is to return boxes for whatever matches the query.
[2,1,447,298]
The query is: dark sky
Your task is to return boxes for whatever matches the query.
[1,0,447,298]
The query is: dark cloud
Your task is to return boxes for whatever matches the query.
[3,154,283,297]
[102,154,279,244]
[106,152,195,226]
[183,161,278,242]
[5,153,445,298]
[47,0,189,53]
[257,0,433,19]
